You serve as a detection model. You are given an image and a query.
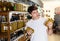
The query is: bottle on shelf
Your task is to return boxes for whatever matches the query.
[7,2,14,11]
[2,1,7,11]
[13,3,16,11]
[2,0,14,11]
[1,16,6,22]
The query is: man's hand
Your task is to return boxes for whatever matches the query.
[47,22,53,35]
[48,29,53,35]
[47,21,53,28]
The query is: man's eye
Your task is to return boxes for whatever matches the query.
[32,12,35,14]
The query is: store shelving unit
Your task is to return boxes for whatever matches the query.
[0,11,28,41]
[0,11,10,41]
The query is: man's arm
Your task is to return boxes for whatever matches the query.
[46,21,53,35]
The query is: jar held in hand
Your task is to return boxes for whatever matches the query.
[26,27,34,35]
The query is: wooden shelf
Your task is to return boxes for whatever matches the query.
[0,11,9,16]
[0,11,11,41]
[11,27,24,34]
[0,32,8,38]
[14,34,24,41]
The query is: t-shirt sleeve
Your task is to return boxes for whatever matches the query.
[25,22,31,30]
[43,17,48,24]
[25,20,33,30]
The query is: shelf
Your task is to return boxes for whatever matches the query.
[11,27,24,34]
[14,33,27,41]
[0,11,9,16]
[0,11,28,16]
[0,11,10,41]
[14,34,24,41]
[0,32,8,38]
[1,20,23,23]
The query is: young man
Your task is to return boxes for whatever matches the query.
[25,6,53,41]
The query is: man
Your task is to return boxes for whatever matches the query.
[25,5,53,41]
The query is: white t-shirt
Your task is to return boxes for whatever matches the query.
[25,16,48,41]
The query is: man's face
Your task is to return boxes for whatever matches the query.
[31,10,39,18]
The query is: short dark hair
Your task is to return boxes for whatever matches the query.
[27,5,38,14]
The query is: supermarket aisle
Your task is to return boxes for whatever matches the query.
[48,34,60,41]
